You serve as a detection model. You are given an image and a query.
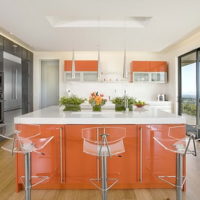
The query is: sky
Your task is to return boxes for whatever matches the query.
[182,63,196,96]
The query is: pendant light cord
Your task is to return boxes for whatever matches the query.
[123,18,128,79]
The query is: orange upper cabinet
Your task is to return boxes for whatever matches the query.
[64,60,99,82]
[130,61,168,83]
[64,60,98,72]
[131,61,150,72]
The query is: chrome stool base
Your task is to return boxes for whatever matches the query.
[0,127,53,200]
[153,127,197,200]
[23,152,49,200]
[89,156,119,200]
[82,127,126,200]
[89,178,119,191]
[158,154,186,200]
[176,153,183,200]
[25,152,31,200]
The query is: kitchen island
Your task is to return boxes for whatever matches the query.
[14,106,186,191]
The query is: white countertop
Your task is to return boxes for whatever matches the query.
[14,106,186,125]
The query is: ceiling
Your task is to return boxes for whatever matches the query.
[0,0,200,51]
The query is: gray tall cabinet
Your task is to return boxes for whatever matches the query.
[0,35,33,122]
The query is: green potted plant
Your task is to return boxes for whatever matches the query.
[128,97,136,111]
[112,97,136,111]
[89,92,107,112]
[112,97,125,111]
[59,96,85,111]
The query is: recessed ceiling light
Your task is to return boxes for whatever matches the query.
[46,16,152,28]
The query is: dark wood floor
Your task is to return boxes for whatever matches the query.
[0,140,200,200]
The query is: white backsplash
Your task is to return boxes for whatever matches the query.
[64,82,169,101]
[34,51,171,110]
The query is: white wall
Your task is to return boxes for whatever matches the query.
[160,29,200,113]
[33,51,169,110]
[66,82,169,101]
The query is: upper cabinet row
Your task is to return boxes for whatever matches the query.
[64,60,168,83]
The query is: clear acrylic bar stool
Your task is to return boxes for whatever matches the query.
[153,126,197,200]
[82,127,126,200]
[0,126,54,200]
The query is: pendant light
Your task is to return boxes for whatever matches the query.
[97,18,102,81]
[123,48,128,79]
[97,49,101,80]
[123,18,128,80]
[71,50,76,79]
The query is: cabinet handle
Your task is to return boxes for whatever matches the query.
[59,127,64,183]
[139,127,143,182]
[12,67,14,99]
[15,68,17,99]
[96,131,100,180]
[97,157,100,180]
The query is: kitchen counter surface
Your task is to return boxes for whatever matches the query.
[14,106,186,124]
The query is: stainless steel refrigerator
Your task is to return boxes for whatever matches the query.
[3,52,22,136]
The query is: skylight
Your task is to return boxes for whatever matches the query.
[46,16,152,28]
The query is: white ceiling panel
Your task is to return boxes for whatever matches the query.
[0,0,200,51]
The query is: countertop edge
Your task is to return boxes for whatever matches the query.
[14,117,186,125]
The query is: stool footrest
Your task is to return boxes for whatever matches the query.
[89,178,118,191]
[20,176,50,189]
[158,175,186,188]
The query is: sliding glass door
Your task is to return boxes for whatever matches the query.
[178,50,200,137]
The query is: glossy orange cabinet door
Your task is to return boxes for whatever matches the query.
[64,60,98,71]
[106,125,138,188]
[139,124,185,188]
[16,124,66,190]
[131,61,150,72]
[131,61,168,72]
[65,124,138,189]
[149,61,168,72]
[65,125,98,188]
[34,125,66,189]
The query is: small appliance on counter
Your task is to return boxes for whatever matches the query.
[157,94,167,101]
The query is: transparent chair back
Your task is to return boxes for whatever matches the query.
[0,125,54,188]
[82,127,126,157]
[153,125,196,155]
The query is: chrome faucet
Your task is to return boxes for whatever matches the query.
[124,90,129,112]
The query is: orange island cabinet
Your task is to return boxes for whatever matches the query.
[15,123,185,191]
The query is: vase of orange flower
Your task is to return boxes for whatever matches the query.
[92,104,102,112]
[89,92,107,112]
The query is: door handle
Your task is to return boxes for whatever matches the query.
[139,127,143,183]
[97,157,100,180]
[59,127,65,184]
[15,68,17,99]
[12,67,14,99]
